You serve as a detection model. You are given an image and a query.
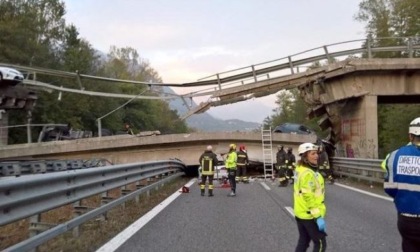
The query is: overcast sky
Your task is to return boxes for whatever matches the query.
[64,0,366,123]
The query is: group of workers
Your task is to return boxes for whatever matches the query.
[197,117,420,252]
[199,143,249,197]
[275,144,334,187]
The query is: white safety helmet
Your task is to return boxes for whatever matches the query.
[409,117,420,136]
[298,143,319,156]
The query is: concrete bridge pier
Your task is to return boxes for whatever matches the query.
[335,95,378,159]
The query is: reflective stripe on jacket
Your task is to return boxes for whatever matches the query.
[237,150,248,166]
[293,165,326,219]
[225,151,237,170]
[382,143,420,214]
[199,150,218,175]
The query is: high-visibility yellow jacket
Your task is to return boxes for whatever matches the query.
[225,151,237,170]
[293,164,326,219]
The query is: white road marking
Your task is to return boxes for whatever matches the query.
[334,182,393,201]
[95,179,196,252]
[260,181,271,190]
[285,206,295,217]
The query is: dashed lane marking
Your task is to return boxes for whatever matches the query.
[260,181,271,190]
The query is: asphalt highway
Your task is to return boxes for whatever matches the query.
[98,178,401,252]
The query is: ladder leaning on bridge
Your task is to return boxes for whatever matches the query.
[261,127,274,180]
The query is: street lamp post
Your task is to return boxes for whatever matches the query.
[97,89,147,137]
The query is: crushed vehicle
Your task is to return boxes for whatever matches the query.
[0,67,24,85]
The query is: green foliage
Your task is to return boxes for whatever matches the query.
[356,0,420,156]
[1,0,189,144]
[268,89,323,137]
[378,104,420,157]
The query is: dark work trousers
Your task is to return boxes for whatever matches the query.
[237,164,247,177]
[201,175,214,192]
[295,217,327,252]
[278,167,288,185]
[228,169,236,192]
[398,214,420,252]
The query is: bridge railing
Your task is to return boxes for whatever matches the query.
[0,159,186,252]
[331,157,385,184]
[191,36,420,98]
[2,36,420,102]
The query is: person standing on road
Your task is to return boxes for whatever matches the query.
[199,145,218,197]
[225,143,238,196]
[286,147,297,184]
[276,145,288,186]
[236,145,249,183]
[382,117,420,252]
[294,143,327,252]
[318,145,334,184]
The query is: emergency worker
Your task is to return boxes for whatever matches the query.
[285,147,296,184]
[318,145,334,184]
[294,142,327,252]
[236,145,249,183]
[199,145,218,197]
[276,145,288,186]
[382,117,420,252]
[225,143,238,196]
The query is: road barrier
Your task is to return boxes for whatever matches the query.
[331,157,385,183]
[0,159,186,252]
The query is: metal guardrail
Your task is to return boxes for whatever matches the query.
[331,157,385,183]
[0,159,187,252]
[0,158,112,177]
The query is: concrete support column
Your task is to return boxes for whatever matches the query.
[0,110,8,146]
[364,95,378,159]
[339,95,378,159]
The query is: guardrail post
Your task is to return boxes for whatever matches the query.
[72,200,81,237]
[28,214,56,252]
[121,185,132,209]
[366,38,372,59]
[28,214,41,252]
[408,37,414,58]
[72,199,95,237]
[100,191,112,221]
[146,178,152,197]
[216,74,221,90]
[135,181,146,203]
[251,65,257,82]
[288,56,294,74]
[323,46,333,64]
[26,111,32,144]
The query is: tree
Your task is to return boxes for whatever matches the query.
[356,0,420,157]
[2,1,189,143]
[0,0,66,66]
[269,89,323,137]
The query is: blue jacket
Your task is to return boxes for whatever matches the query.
[382,144,420,214]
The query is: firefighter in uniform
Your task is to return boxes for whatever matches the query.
[199,145,218,197]
[236,145,249,183]
[285,147,296,184]
[294,143,327,252]
[225,144,238,196]
[382,117,420,252]
[318,145,334,184]
[276,145,288,186]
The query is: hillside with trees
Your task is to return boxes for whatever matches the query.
[0,0,189,144]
